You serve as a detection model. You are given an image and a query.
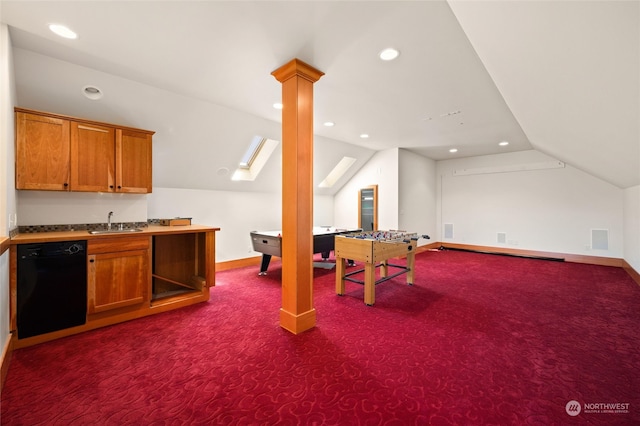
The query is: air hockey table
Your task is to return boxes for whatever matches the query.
[250,227,360,275]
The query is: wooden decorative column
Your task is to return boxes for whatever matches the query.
[272,59,324,334]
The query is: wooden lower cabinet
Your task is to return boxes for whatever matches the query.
[152,233,207,301]
[87,237,151,315]
[11,226,218,348]
[88,249,149,314]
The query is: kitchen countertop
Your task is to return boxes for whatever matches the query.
[1,236,9,255]
[10,224,220,244]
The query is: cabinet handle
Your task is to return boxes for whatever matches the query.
[117,186,122,189]
[89,259,95,263]
[109,185,114,189]
[63,183,68,187]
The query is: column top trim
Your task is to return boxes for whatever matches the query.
[271,58,324,83]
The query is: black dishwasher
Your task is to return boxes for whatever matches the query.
[17,240,87,339]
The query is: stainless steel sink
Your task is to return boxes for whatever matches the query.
[88,228,144,235]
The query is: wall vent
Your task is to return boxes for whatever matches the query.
[444,223,454,239]
[497,232,506,244]
[591,229,609,250]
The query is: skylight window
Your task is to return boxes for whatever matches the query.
[319,156,357,188]
[49,24,78,39]
[232,136,279,182]
[239,136,266,169]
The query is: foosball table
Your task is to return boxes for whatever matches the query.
[334,230,429,306]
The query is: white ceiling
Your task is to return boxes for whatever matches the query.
[1,0,638,189]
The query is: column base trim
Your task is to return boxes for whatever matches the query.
[280,307,316,334]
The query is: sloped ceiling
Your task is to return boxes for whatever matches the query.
[1,1,637,191]
[449,0,639,188]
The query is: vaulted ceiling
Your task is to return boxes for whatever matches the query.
[1,1,637,191]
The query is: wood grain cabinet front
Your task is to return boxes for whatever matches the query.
[10,226,218,349]
[70,122,116,192]
[15,111,71,190]
[87,237,151,315]
[116,128,153,193]
[15,108,154,193]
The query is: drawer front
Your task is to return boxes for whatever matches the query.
[88,236,150,254]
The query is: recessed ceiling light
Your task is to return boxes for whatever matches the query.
[360,134,369,139]
[49,24,77,39]
[323,122,335,127]
[449,148,458,153]
[82,85,103,100]
[379,48,400,61]
[499,141,509,146]
[273,103,283,110]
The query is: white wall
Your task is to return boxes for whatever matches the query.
[437,150,624,258]
[17,192,148,226]
[334,148,400,230]
[1,22,17,365]
[624,185,640,272]
[12,48,282,194]
[11,47,353,264]
[148,187,334,263]
[0,24,15,235]
[398,149,437,244]
[12,48,374,197]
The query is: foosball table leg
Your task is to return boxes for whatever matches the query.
[364,262,376,306]
[380,260,388,278]
[336,257,346,296]
[406,250,416,285]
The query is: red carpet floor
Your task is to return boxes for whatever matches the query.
[2,250,640,425]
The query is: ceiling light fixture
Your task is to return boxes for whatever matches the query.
[82,85,103,100]
[449,148,458,153]
[49,24,77,39]
[360,134,369,139]
[379,48,400,61]
[273,103,283,110]
[323,122,335,127]
[499,141,510,146]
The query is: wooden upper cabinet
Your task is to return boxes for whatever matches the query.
[70,122,116,192]
[15,111,71,190]
[15,108,154,193]
[117,129,152,193]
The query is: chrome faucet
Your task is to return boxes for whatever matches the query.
[107,211,113,230]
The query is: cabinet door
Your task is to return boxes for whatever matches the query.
[70,122,116,192]
[87,249,149,314]
[116,129,152,193]
[15,112,70,190]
